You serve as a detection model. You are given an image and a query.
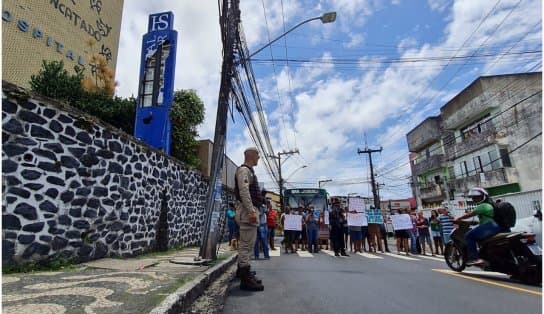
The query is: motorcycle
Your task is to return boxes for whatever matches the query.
[444,220,542,285]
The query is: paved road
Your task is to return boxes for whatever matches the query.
[224,244,541,314]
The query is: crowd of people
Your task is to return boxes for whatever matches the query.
[226,198,459,260]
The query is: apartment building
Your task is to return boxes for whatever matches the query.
[407,72,542,209]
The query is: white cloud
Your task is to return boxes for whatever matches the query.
[114,0,541,199]
[344,33,365,48]
[428,0,450,12]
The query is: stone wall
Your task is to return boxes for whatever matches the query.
[2,82,230,265]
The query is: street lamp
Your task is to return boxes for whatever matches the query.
[318,179,332,188]
[242,11,337,62]
[285,165,307,183]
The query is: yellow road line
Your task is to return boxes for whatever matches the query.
[432,269,542,296]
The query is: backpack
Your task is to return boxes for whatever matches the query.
[493,201,516,229]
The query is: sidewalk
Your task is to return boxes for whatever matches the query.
[2,244,237,314]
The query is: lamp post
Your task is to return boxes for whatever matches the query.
[242,12,337,63]
[318,179,332,188]
[284,165,307,183]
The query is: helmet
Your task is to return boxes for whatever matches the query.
[467,187,489,204]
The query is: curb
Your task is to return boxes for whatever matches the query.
[149,253,238,314]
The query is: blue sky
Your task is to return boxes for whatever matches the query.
[115,0,542,199]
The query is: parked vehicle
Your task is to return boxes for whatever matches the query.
[511,209,542,247]
[444,220,542,285]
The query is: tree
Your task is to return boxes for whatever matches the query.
[29,60,84,105]
[170,90,205,168]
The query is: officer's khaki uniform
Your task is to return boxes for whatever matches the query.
[234,166,259,268]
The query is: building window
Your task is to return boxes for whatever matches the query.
[462,161,469,177]
[488,150,501,170]
[473,156,483,173]
[499,148,512,167]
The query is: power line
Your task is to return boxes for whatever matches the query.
[260,0,291,150]
[280,0,298,149]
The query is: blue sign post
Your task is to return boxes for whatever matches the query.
[134,12,178,154]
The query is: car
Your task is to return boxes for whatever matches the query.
[511,210,542,247]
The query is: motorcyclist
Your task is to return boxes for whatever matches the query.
[454,187,502,266]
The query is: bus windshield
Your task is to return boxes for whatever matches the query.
[283,188,328,212]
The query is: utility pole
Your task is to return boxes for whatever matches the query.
[376,182,385,209]
[357,145,382,209]
[269,149,299,212]
[198,0,239,261]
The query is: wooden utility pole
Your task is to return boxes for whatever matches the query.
[199,0,240,261]
[269,149,299,211]
[357,146,382,209]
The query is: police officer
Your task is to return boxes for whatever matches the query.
[234,147,265,291]
[329,199,349,256]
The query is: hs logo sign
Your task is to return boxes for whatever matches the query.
[149,12,173,32]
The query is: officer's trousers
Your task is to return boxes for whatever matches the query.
[238,224,257,267]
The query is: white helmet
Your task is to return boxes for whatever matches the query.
[467,187,489,204]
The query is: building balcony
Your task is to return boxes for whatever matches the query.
[446,126,497,160]
[412,154,446,176]
[419,184,445,201]
[452,167,518,192]
[407,117,441,152]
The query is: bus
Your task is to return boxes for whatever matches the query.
[283,188,329,213]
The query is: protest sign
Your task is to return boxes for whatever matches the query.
[367,209,384,224]
[348,197,366,213]
[391,214,413,230]
[284,214,302,231]
[347,213,368,226]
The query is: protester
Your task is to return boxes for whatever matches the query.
[301,207,308,251]
[294,207,303,251]
[408,210,419,254]
[343,208,350,253]
[349,210,363,253]
[234,147,265,291]
[367,206,383,253]
[361,224,369,252]
[227,202,237,250]
[395,210,410,255]
[306,206,319,253]
[380,215,391,253]
[330,200,348,256]
[416,212,434,255]
[430,209,443,255]
[266,203,278,250]
[254,198,270,260]
[438,207,455,245]
[318,210,329,250]
[280,206,295,254]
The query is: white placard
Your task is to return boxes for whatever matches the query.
[391,214,413,230]
[324,212,329,225]
[348,198,366,213]
[347,213,368,226]
[284,214,302,231]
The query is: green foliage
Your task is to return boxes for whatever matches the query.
[3,256,78,274]
[170,90,205,168]
[29,61,207,163]
[29,60,84,105]
[29,60,136,135]
[75,91,136,135]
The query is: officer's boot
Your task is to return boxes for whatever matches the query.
[239,266,264,291]
[248,265,262,284]
[236,265,260,283]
